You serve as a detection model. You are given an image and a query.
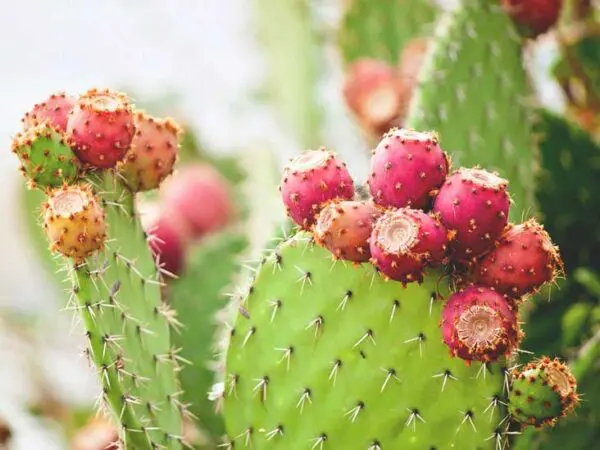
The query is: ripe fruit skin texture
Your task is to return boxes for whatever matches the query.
[280,148,355,229]
[501,0,563,38]
[43,185,106,260]
[145,211,187,276]
[370,207,448,283]
[22,91,76,132]
[313,200,381,262]
[368,128,449,210]
[66,88,135,169]
[12,122,81,188]
[509,356,578,427]
[433,167,510,263]
[441,286,520,362]
[120,111,181,191]
[160,164,233,239]
[343,58,403,136]
[476,219,563,297]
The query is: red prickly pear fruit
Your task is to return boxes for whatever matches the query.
[368,128,449,210]
[501,0,563,38]
[22,92,77,132]
[370,208,449,284]
[142,206,187,277]
[313,200,382,262]
[160,164,233,239]
[43,184,107,260]
[120,111,181,191]
[66,88,135,169]
[433,167,511,263]
[441,286,521,362]
[279,148,355,230]
[343,58,404,136]
[475,219,564,297]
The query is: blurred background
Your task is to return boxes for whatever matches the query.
[1,0,599,449]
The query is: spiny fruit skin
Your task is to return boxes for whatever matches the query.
[280,148,355,229]
[509,356,578,426]
[160,163,233,239]
[475,219,563,297]
[66,88,135,169]
[313,199,381,262]
[501,0,563,38]
[441,286,520,362]
[120,111,181,191]
[343,58,403,136]
[433,167,510,263]
[368,128,449,210]
[370,207,448,283]
[11,122,81,188]
[43,184,106,260]
[22,91,76,132]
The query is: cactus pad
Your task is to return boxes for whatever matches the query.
[223,233,506,449]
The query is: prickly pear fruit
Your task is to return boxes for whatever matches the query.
[368,128,449,210]
[508,356,578,426]
[11,122,80,188]
[120,111,181,191]
[395,38,429,123]
[475,219,563,297]
[21,91,76,132]
[143,206,188,276]
[280,148,355,229]
[314,200,381,262]
[441,286,520,363]
[43,184,106,260]
[343,58,403,136]
[370,208,448,283]
[433,168,510,263]
[160,164,233,239]
[501,0,562,38]
[66,88,135,169]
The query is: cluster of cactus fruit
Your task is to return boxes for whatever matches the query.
[221,127,579,448]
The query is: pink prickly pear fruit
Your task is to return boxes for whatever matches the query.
[313,200,381,262]
[144,209,187,277]
[501,0,563,38]
[66,88,135,169]
[441,286,521,363]
[22,91,76,132]
[279,148,354,230]
[43,184,107,261]
[343,58,404,137]
[160,164,233,239]
[120,111,181,191]
[370,208,449,284]
[475,219,564,297]
[368,128,449,210]
[433,167,511,263]
[395,38,429,123]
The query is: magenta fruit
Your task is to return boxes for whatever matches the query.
[369,208,448,284]
[441,286,521,362]
[475,219,563,297]
[279,148,354,229]
[368,128,449,210]
[142,205,188,276]
[66,88,135,169]
[314,200,381,262]
[160,164,234,239]
[120,111,181,191]
[22,91,76,132]
[433,167,510,263]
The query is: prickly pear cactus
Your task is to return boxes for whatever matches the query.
[223,234,506,448]
[404,0,537,220]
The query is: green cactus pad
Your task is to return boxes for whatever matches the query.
[12,123,80,189]
[69,173,183,449]
[223,233,506,449]
[168,231,248,441]
[338,0,438,65]
[405,0,537,220]
[508,357,578,427]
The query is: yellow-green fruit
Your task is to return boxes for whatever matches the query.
[43,185,106,260]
